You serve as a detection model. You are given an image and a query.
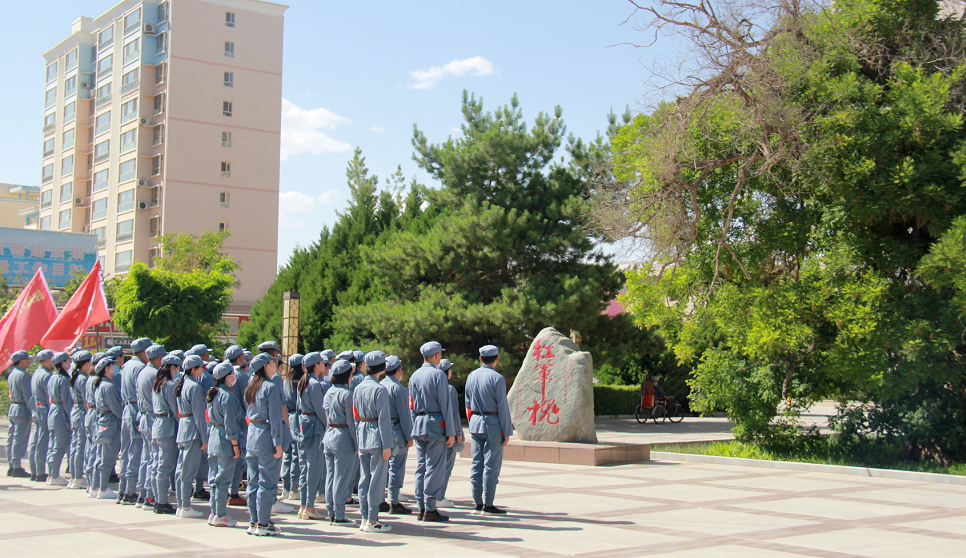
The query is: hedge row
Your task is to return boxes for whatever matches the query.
[593,384,640,416]
[0,381,8,417]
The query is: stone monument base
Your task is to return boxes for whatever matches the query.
[459,439,649,466]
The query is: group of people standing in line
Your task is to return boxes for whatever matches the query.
[4,338,514,537]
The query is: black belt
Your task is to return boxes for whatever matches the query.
[210,422,224,427]
[300,411,316,415]
[251,420,267,425]
[100,410,112,415]
[357,417,377,422]
[155,413,168,417]
[11,401,25,405]
[480,411,498,415]
[329,423,348,428]
[391,417,400,424]
[415,412,442,416]
[126,400,138,405]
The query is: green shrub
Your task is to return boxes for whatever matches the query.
[0,380,8,417]
[593,385,640,416]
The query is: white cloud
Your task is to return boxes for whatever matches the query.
[409,56,496,90]
[370,124,386,133]
[278,189,340,228]
[280,99,352,161]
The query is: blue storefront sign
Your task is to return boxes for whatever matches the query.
[0,227,98,288]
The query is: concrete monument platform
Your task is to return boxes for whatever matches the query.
[460,438,650,466]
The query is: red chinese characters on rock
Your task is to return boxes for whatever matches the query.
[526,339,561,426]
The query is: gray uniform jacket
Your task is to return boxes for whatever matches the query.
[447,384,464,439]
[70,373,88,428]
[246,378,286,452]
[7,367,31,419]
[47,373,73,430]
[322,385,357,453]
[30,367,52,421]
[136,364,159,433]
[297,374,328,439]
[464,365,513,437]
[152,381,178,439]
[381,375,413,443]
[176,376,208,445]
[85,373,99,430]
[349,371,365,391]
[120,356,145,407]
[353,376,393,451]
[409,363,456,439]
[207,385,241,458]
[95,378,123,441]
[231,365,249,447]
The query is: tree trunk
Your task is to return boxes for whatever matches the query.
[782,352,794,402]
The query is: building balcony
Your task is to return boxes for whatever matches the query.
[94,152,109,164]
[41,201,52,209]
[43,123,56,134]
[95,94,112,108]
[116,232,133,243]
[115,263,131,273]
[121,79,139,95]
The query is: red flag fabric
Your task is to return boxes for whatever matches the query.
[0,268,59,368]
[41,260,110,352]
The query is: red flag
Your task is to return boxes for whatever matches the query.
[41,260,110,352]
[0,268,58,368]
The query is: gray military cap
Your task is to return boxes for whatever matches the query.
[169,350,185,360]
[419,341,444,357]
[205,360,219,373]
[106,346,124,359]
[131,337,153,353]
[257,341,279,352]
[364,350,386,367]
[250,352,274,372]
[95,357,115,373]
[161,354,183,367]
[479,345,499,357]
[353,350,366,363]
[92,352,106,364]
[213,361,235,380]
[330,359,353,377]
[438,358,453,372]
[10,350,31,364]
[224,345,244,361]
[288,353,303,368]
[302,352,323,369]
[187,344,210,357]
[53,352,70,366]
[72,350,93,363]
[36,349,55,361]
[182,355,204,371]
[243,350,253,362]
[385,355,402,373]
[337,350,354,362]
[146,344,167,359]
[320,349,335,361]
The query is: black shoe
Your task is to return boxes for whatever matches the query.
[192,489,210,500]
[331,518,356,527]
[154,503,176,514]
[116,492,125,504]
[378,501,391,513]
[143,499,156,511]
[482,505,506,515]
[11,468,31,478]
[6,468,12,477]
[390,503,413,515]
[417,509,425,521]
[136,496,145,507]
[34,473,48,483]
[422,509,449,522]
[109,471,119,483]
[474,504,484,515]
[122,493,138,505]
[345,497,358,505]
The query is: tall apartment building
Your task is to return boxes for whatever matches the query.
[40,0,286,312]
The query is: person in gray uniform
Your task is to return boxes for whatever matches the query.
[189,345,214,500]
[206,361,242,527]
[92,356,122,499]
[29,349,55,482]
[380,355,413,514]
[67,350,94,488]
[136,344,166,510]
[151,354,182,515]
[436,358,464,508]
[322,359,358,527]
[354,351,394,533]
[350,350,367,390]
[295,351,329,520]
[119,337,151,504]
[225,344,250,506]
[465,345,513,515]
[174,355,208,518]
[5,351,33,478]
[84,353,105,488]
[45,352,73,486]
[409,341,456,522]
[281,353,303,501]
[244,352,286,536]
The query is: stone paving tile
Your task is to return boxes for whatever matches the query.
[709,476,866,493]
[733,496,916,521]
[621,507,818,537]
[772,527,966,558]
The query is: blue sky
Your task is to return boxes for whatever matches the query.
[1,1,664,267]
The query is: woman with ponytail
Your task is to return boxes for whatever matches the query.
[83,353,105,491]
[151,354,181,515]
[91,357,122,500]
[281,354,304,502]
[67,351,93,490]
[295,352,329,519]
[174,355,208,519]
[323,359,358,527]
[206,361,242,527]
[244,353,285,536]
[45,352,73,486]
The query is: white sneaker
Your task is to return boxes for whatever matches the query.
[281,490,290,500]
[208,514,216,525]
[212,515,236,527]
[272,501,295,514]
[97,488,118,499]
[48,476,68,487]
[66,479,76,489]
[87,489,99,499]
[315,494,326,504]
[73,478,88,490]
[361,521,392,533]
[436,498,454,508]
[399,494,413,502]
[359,519,369,531]
[247,523,258,535]
[179,508,204,519]
[255,522,281,536]
[288,490,299,500]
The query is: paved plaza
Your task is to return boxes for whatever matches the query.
[3,419,965,557]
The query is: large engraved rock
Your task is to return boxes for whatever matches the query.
[508,327,597,443]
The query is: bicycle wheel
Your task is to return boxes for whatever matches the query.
[667,403,684,423]
[651,405,667,424]
[635,405,647,424]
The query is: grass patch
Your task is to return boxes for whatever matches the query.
[652,440,966,476]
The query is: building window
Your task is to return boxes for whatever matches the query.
[63,128,75,150]
[121,98,139,123]
[224,41,234,57]
[220,192,230,207]
[41,189,52,209]
[224,71,233,87]
[156,32,167,54]
[62,155,74,176]
[97,54,113,78]
[219,222,228,231]
[221,161,230,177]
[149,215,161,237]
[152,155,163,176]
[155,62,166,85]
[121,68,140,95]
[115,250,133,273]
[223,101,232,117]
[118,189,135,212]
[92,198,108,220]
[153,124,164,146]
[123,38,140,66]
[95,83,112,107]
[65,49,78,72]
[226,12,235,27]
[42,163,54,184]
[59,209,71,229]
[123,8,141,35]
[64,101,76,124]
[119,159,136,183]
[150,185,161,207]
[46,62,57,83]
[148,246,159,267]
[43,138,55,158]
[45,88,57,109]
[120,129,137,154]
[65,76,77,98]
[60,182,72,203]
[116,219,134,242]
[221,131,232,146]
[93,169,109,192]
[93,226,107,247]
[95,112,111,136]
[158,2,168,23]
[44,112,56,133]
[98,27,114,49]
[94,139,110,163]
[40,216,51,230]
[154,93,165,115]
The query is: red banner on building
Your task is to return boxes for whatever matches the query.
[41,260,111,352]
[0,268,58,368]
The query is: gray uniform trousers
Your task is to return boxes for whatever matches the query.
[138,426,155,500]
[153,436,177,505]
[246,447,282,526]
[232,439,246,495]
[413,437,447,511]
[95,430,121,490]
[46,423,71,477]
[386,427,409,503]
[69,421,86,480]
[84,411,97,484]
[176,440,204,509]
[7,416,30,470]
[440,443,463,500]
[120,404,142,494]
[282,412,300,491]
[359,449,389,523]
[29,410,50,475]
[470,428,504,506]
[324,446,354,520]
[208,455,237,517]
[298,435,324,508]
